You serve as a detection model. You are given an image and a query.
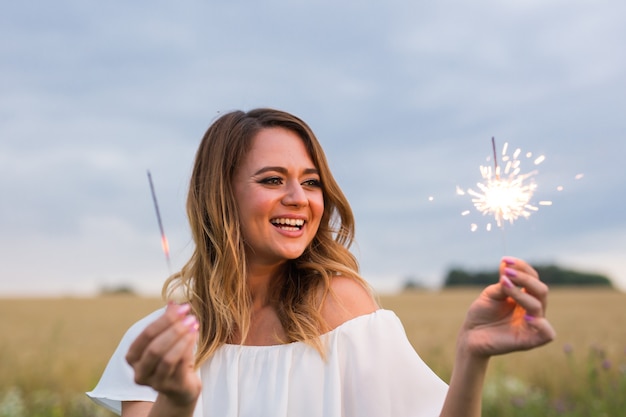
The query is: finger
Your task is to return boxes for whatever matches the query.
[500,275,545,317]
[482,280,512,303]
[152,317,199,381]
[503,267,549,310]
[133,314,199,385]
[126,304,192,365]
[500,257,538,279]
[522,316,556,347]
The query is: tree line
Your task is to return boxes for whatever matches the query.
[443,265,613,287]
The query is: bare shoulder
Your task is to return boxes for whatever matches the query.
[320,275,379,331]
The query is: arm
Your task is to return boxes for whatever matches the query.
[122,396,197,417]
[122,303,202,417]
[439,257,556,417]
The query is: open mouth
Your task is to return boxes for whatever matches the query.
[270,217,305,231]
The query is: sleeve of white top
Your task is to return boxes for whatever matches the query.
[86,308,165,415]
[335,310,449,417]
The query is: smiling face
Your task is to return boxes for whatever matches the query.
[233,127,325,268]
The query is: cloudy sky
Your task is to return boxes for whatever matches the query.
[2,0,625,296]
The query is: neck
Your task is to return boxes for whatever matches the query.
[246,262,284,310]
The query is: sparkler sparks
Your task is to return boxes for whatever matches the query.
[458,137,550,231]
[147,170,172,272]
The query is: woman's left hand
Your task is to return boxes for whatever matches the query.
[460,257,556,357]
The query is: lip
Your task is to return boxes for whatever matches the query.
[270,215,308,236]
[270,214,308,221]
[269,215,308,225]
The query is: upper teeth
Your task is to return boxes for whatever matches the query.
[271,218,305,226]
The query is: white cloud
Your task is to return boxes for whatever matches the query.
[1,0,625,295]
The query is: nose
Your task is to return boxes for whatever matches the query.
[282,181,308,207]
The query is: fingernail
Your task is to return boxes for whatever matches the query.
[524,314,535,322]
[502,257,516,266]
[501,275,514,289]
[182,315,198,331]
[176,303,191,316]
[505,267,518,278]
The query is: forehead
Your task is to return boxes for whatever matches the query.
[243,127,315,168]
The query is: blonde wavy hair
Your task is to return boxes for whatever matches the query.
[163,108,370,365]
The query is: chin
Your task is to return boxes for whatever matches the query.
[284,252,306,260]
[281,247,308,260]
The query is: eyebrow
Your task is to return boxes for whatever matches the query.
[253,166,319,176]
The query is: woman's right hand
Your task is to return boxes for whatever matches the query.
[125,303,202,409]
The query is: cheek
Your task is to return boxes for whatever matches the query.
[239,198,275,241]
[235,198,257,234]
[312,195,325,221]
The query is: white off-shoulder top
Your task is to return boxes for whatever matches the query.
[87,309,448,417]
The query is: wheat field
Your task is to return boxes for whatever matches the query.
[1,288,624,416]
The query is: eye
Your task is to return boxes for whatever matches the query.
[302,179,322,188]
[259,176,283,185]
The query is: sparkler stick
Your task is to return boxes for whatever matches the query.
[491,137,507,252]
[491,136,499,178]
[147,170,172,273]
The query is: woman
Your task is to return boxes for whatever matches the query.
[88,108,555,417]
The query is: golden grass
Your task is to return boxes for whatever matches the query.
[381,287,626,392]
[0,296,163,394]
[1,288,624,400]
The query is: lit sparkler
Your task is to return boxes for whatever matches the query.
[147,170,172,272]
[458,137,551,230]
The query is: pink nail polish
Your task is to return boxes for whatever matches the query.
[176,303,191,316]
[502,257,516,266]
[505,267,518,278]
[191,321,200,332]
[182,315,199,332]
[501,275,514,289]
[524,314,535,322]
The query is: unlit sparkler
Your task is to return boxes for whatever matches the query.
[147,170,172,272]
[458,137,551,230]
